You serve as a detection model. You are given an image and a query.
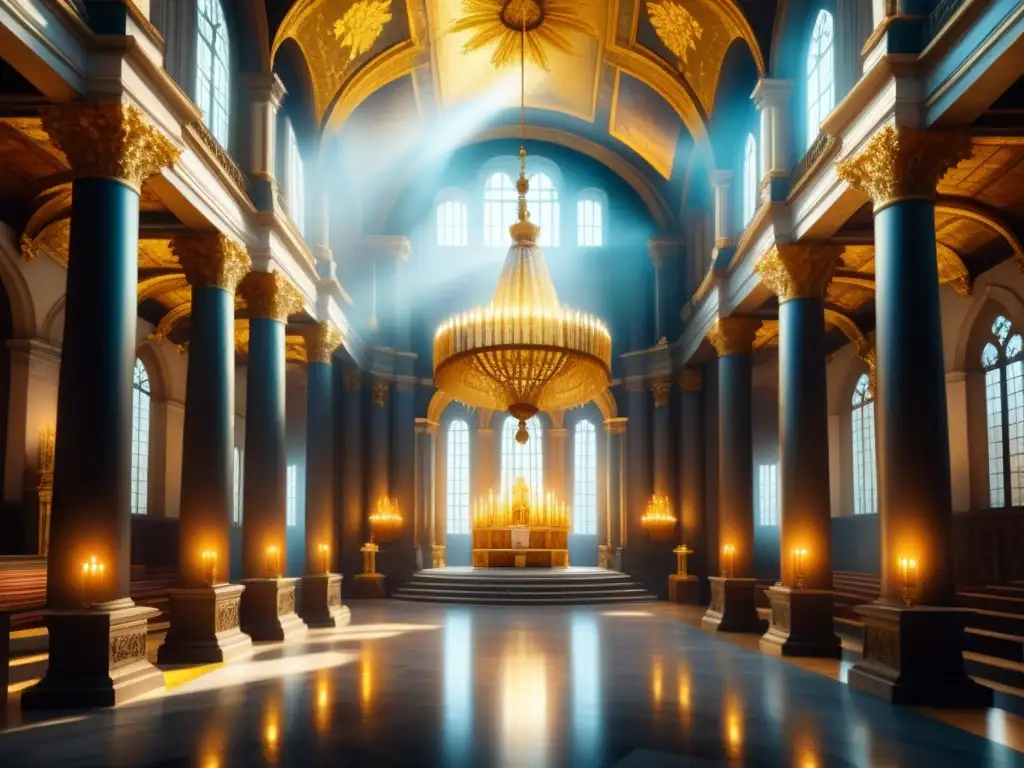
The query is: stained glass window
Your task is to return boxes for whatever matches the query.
[446,420,471,534]
[196,0,231,147]
[573,420,597,534]
[131,359,150,516]
[983,315,1024,507]
[806,10,835,149]
[501,416,543,498]
[851,373,877,515]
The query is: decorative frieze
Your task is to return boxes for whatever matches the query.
[215,597,240,634]
[277,587,296,617]
[109,630,147,668]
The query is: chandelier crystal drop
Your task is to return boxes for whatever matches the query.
[432,8,612,443]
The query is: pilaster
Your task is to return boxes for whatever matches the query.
[751,78,793,202]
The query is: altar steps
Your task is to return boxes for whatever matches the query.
[393,568,656,605]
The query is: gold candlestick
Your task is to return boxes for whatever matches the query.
[792,548,807,590]
[319,543,330,574]
[673,545,692,577]
[899,557,918,606]
[722,545,736,578]
[201,549,218,586]
[81,556,105,605]
[266,545,280,578]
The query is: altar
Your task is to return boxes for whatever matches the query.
[471,479,570,568]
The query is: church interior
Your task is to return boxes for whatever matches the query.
[2,0,1024,764]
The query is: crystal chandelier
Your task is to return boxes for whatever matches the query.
[432,7,612,443]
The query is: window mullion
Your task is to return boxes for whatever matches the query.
[1003,362,1013,506]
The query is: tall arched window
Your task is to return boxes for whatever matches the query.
[806,9,835,149]
[284,119,304,236]
[742,133,757,227]
[484,172,518,246]
[131,359,150,516]
[983,315,1024,507]
[446,420,471,534]
[437,198,468,247]
[527,172,560,247]
[196,0,231,148]
[573,420,597,534]
[851,373,877,515]
[577,193,604,247]
[501,416,543,497]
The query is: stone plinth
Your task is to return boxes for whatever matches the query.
[299,573,351,629]
[352,573,388,599]
[701,577,762,633]
[668,574,700,604]
[759,586,840,658]
[239,578,307,643]
[157,583,253,664]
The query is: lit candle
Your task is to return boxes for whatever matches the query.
[266,545,280,578]
[319,543,330,574]
[722,545,736,578]
[792,548,807,589]
[899,557,918,606]
[81,556,105,603]
[201,550,218,585]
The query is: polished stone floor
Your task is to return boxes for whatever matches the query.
[1,601,1023,767]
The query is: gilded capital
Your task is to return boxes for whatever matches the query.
[372,378,390,407]
[652,379,671,408]
[303,322,343,364]
[707,317,761,357]
[836,125,972,210]
[43,101,180,190]
[679,369,702,392]
[240,271,303,322]
[171,233,251,292]
[755,243,844,301]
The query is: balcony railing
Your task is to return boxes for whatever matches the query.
[923,0,970,46]
[183,119,249,197]
[787,132,839,201]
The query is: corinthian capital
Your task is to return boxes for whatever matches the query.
[171,233,251,292]
[43,101,180,190]
[240,271,303,322]
[303,322,343,364]
[707,317,761,357]
[755,243,844,301]
[836,125,972,211]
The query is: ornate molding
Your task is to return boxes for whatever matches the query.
[755,243,844,301]
[239,271,303,322]
[170,233,251,292]
[109,630,147,668]
[604,416,628,435]
[678,369,702,391]
[43,102,180,190]
[215,597,240,633]
[372,378,390,407]
[303,321,342,364]
[836,125,972,210]
[652,379,671,408]
[707,317,761,357]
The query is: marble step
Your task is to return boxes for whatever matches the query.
[397,585,651,600]
[964,627,1024,661]
[965,607,1024,636]
[958,590,1024,614]
[402,578,642,592]
[964,651,1024,691]
[392,592,654,605]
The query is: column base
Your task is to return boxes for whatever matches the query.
[668,574,700,604]
[701,577,762,633]
[157,583,253,665]
[352,573,388,599]
[759,586,841,658]
[239,578,308,643]
[22,598,164,710]
[299,574,352,629]
[847,601,992,707]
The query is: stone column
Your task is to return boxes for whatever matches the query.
[415,418,438,568]
[623,387,651,580]
[709,171,734,254]
[603,417,628,570]
[244,73,286,211]
[672,370,704,605]
[23,103,178,709]
[755,243,844,658]
[651,380,673,498]
[751,79,793,204]
[237,271,307,642]
[299,322,350,629]
[389,380,417,585]
[547,423,569,502]
[702,316,762,633]
[353,377,390,597]
[837,126,990,706]
[158,233,253,665]
[337,368,364,587]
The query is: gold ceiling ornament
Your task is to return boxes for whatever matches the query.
[433,13,611,444]
[171,233,251,292]
[239,271,303,322]
[937,244,972,297]
[706,316,760,357]
[651,379,671,408]
[334,0,393,62]
[303,322,343,364]
[836,125,973,211]
[755,243,844,302]
[42,101,180,191]
[647,0,703,67]
[451,0,595,70]
[20,218,69,264]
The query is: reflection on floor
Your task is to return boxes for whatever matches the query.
[2,602,1023,767]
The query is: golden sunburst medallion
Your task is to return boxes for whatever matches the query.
[647,0,702,67]
[334,0,393,62]
[451,0,595,70]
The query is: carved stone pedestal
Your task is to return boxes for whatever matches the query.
[352,572,388,599]
[847,602,992,707]
[240,578,307,643]
[701,577,762,633]
[157,584,253,664]
[299,574,351,629]
[759,586,840,658]
[22,599,164,710]
[668,574,700,604]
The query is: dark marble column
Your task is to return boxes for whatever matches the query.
[237,272,307,642]
[415,418,439,567]
[388,380,416,585]
[651,380,673,497]
[837,126,990,706]
[337,368,364,588]
[756,244,843,658]
[299,323,349,628]
[672,370,704,605]
[24,103,177,709]
[158,234,253,664]
[353,377,390,597]
[602,417,628,570]
[623,388,651,581]
[702,316,762,633]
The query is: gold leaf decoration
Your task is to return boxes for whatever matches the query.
[334,0,393,62]
[647,1,702,68]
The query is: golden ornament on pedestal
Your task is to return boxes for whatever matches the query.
[369,496,403,542]
[641,494,677,540]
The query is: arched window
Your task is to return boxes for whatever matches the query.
[484,172,518,247]
[851,373,877,515]
[577,194,604,247]
[806,9,835,149]
[284,119,304,236]
[527,172,560,247]
[196,0,231,148]
[742,133,757,227]
[446,420,471,534]
[573,420,597,534]
[501,416,543,497]
[983,315,1024,507]
[131,359,150,516]
[437,198,468,247]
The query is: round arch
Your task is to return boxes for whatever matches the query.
[0,222,38,339]
[951,284,1024,373]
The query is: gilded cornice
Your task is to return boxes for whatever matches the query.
[170,233,251,292]
[303,321,343,364]
[651,379,671,407]
[42,102,180,191]
[706,317,760,357]
[239,271,303,322]
[678,368,701,391]
[755,243,844,302]
[836,125,972,211]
